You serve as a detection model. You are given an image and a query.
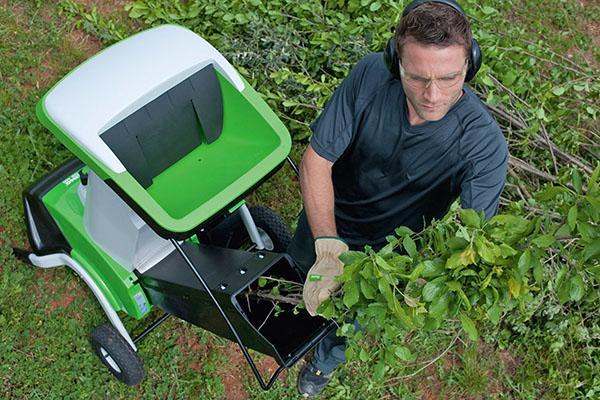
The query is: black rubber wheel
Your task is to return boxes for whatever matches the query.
[249,206,292,252]
[90,324,144,386]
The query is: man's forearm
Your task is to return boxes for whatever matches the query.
[300,144,338,238]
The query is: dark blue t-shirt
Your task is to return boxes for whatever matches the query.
[310,53,508,248]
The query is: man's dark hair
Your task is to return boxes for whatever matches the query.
[395,3,473,60]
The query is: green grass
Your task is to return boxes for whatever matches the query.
[0,0,598,399]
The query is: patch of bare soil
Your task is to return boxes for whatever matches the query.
[74,0,130,15]
[10,2,104,95]
[218,344,250,400]
[175,326,212,372]
[417,363,443,400]
[36,269,88,317]
[498,349,520,376]
[217,343,288,400]
[66,28,104,58]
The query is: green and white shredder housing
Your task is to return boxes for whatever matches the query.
[14,25,334,388]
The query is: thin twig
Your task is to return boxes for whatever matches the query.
[508,169,532,200]
[509,156,558,181]
[386,331,460,383]
[260,276,303,286]
[540,123,559,176]
[257,302,277,331]
[248,290,303,305]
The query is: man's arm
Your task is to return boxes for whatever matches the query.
[300,143,338,238]
[460,126,508,219]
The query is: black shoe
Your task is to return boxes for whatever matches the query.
[297,362,333,397]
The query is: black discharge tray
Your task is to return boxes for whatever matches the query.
[139,243,334,366]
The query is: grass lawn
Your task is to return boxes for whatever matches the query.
[0,1,597,399]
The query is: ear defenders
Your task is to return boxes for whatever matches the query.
[383,0,482,82]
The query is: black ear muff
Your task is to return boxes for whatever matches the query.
[465,38,481,82]
[384,37,400,80]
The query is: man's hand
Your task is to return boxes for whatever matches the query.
[303,237,349,316]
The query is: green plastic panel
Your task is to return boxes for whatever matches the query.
[42,172,152,319]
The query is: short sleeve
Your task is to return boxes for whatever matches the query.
[460,120,508,219]
[309,54,382,162]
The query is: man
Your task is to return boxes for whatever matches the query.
[288,0,508,396]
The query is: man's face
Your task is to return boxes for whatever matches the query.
[399,40,467,125]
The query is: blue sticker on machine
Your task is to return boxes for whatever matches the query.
[134,292,148,314]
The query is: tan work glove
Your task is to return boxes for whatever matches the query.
[303,237,349,316]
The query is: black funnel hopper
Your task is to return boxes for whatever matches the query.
[139,243,334,366]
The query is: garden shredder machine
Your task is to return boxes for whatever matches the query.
[12,24,335,388]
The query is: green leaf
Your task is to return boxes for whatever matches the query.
[582,239,600,262]
[360,280,376,299]
[481,6,497,15]
[536,107,547,121]
[459,208,481,228]
[446,280,462,291]
[475,236,496,264]
[535,186,570,201]
[340,323,356,337]
[403,236,417,258]
[572,169,583,195]
[567,205,578,231]
[551,86,566,96]
[343,282,360,308]
[403,295,419,308]
[487,303,502,324]
[569,274,585,302]
[408,262,427,281]
[317,300,335,319]
[588,164,600,194]
[503,71,517,86]
[428,293,450,319]
[447,236,469,250]
[339,250,367,265]
[366,303,387,320]
[446,252,463,269]
[499,243,518,257]
[422,277,446,302]
[459,314,479,341]
[373,360,386,381]
[460,244,476,265]
[395,226,414,237]
[374,254,393,271]
[369,1,381,11]
[533,259,544,284]
[480,75,495,87]
[508,277,521,298]
[394,346,415,361]
[359,261,374,279]
[448,236,469,250]
[481,272,493,289]
[532,234,555,248]
[359,348,369,362]
[557,275,571,304]
[517,250,532,275]
[378,278,395,308]
[579,222,596,241]
[457,288,471,311]
[258,277,267,287]
[421,259,445,278]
